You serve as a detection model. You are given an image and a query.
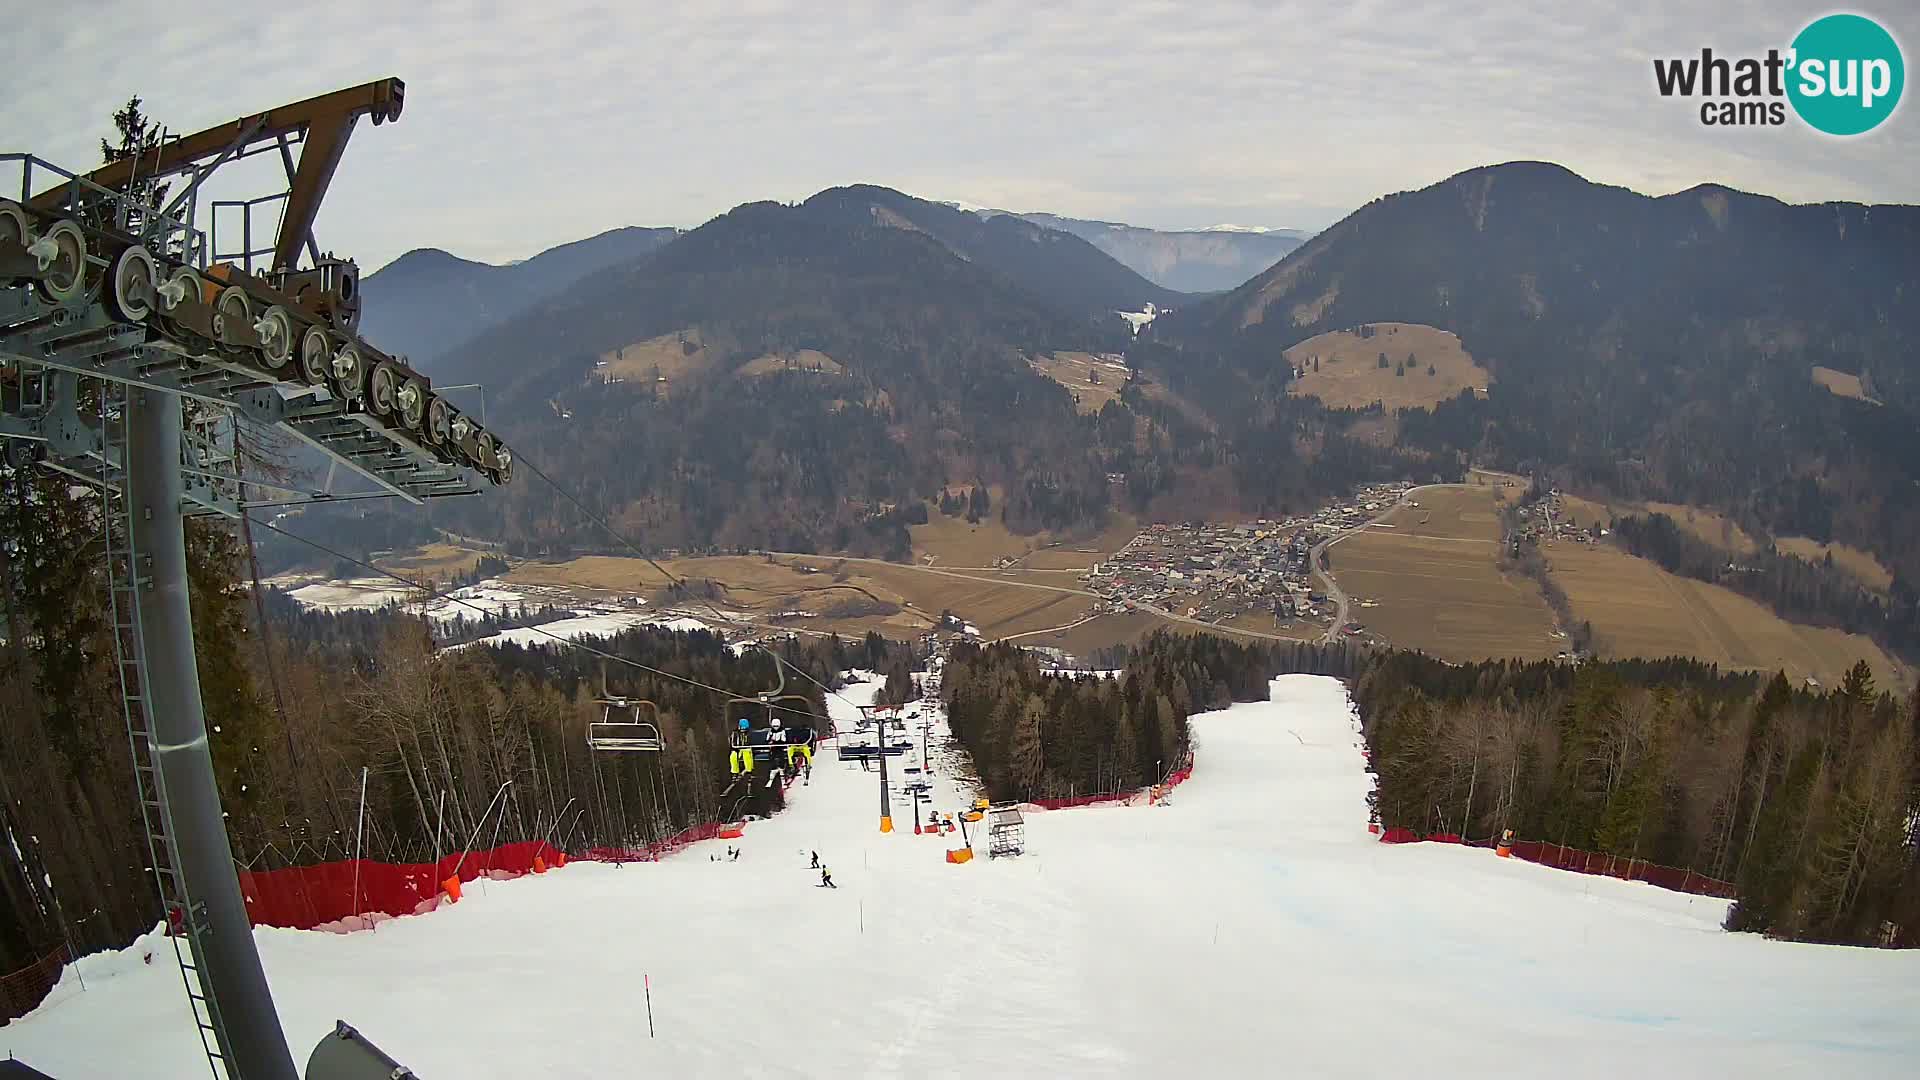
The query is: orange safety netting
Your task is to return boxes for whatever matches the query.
[0,944,70,1023]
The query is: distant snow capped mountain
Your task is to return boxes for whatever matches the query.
[981,211,1312,293]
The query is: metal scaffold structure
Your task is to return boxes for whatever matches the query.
[1,78,509,1079]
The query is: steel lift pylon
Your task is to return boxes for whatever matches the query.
[2,79,510,1079]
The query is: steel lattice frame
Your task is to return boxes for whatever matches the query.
[1,79,480,1080]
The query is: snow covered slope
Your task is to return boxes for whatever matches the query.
[6,677,1916,1077]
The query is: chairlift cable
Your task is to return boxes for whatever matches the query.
[509,451,867,713]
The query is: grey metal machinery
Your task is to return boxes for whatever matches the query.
[1,79,509,1079]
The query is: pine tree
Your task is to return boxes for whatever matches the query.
[1011,693,1047,797]
[1799,720,1914,940]
[1727,741,1825,934]
[1112,700,1141,790]
[101,96,172,213]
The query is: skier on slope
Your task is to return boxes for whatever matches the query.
[809,850,820,869]
[819,865,836,888]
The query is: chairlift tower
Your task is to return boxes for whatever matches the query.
[1,79,509,1079]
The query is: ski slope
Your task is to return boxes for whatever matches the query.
[7,676,1917,1077]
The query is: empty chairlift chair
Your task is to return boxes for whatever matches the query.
[588,698,664,752]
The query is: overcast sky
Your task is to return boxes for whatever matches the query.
[6,1,1914,271]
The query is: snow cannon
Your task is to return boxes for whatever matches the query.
[1496,829,1514,858]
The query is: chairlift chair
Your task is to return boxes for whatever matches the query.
[588,698,664,752]
[723,649,821,771]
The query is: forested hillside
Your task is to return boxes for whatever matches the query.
[1355,651,1919,948]
[801,186,1187,315]
[423,199,1124,555]
[358,225,680,376]
[398,192,1428,560]
[1148,162,1920,598]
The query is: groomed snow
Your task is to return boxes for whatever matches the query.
[6,677,1916,1077]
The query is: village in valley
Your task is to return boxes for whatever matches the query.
[1078,481,1414,631]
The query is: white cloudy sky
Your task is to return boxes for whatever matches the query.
[6,1,1914,271]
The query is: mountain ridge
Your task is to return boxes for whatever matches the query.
[1148,159,1920,593]
[358,225,682,374]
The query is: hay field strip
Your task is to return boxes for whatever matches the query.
[1544,542,1909,691]
[1328,486,1559,661]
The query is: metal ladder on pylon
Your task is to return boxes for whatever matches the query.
[98,382,233,1080]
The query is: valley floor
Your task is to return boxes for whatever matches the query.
[11,678,1915,1077]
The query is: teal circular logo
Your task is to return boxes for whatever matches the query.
[1787,14,1904,135]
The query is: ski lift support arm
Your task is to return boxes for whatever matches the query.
[29,78,405,272]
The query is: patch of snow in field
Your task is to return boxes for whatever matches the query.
[471,612,712,649]
[416,581,527,622]
[282,579,415,611]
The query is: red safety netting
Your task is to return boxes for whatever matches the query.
[1025,755,1195,812]
[1373,829,1736,899]
[1506,840,1737,899]
[239,839,568,930]
[582,821,725,864]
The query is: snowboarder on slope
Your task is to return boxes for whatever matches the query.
[819,865,836,888]
[809,850,820,869]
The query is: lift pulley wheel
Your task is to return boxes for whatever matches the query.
[36,220,88,304]
[110,245,158,323]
